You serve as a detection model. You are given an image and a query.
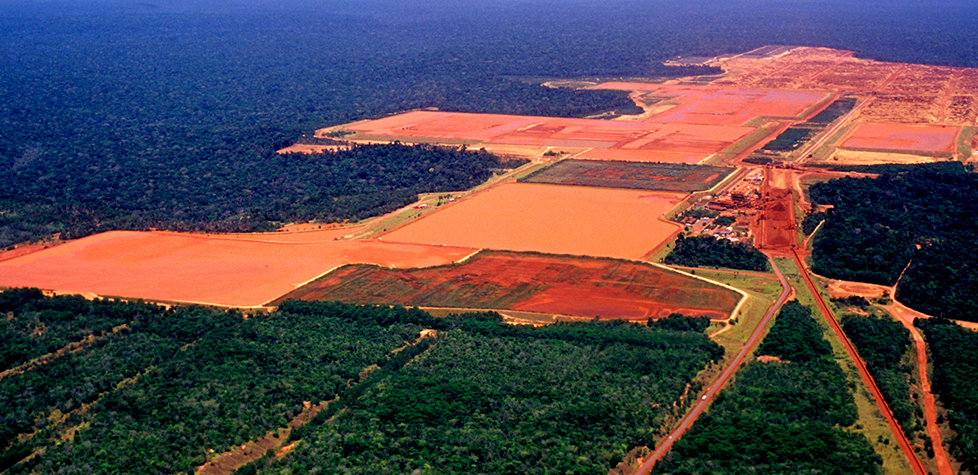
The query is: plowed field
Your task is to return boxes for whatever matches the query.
[0,231,476,307]
[520,159,733,192]
[379,182,683,259]
[272,250,742,320]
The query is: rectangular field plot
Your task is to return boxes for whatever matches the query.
[840,123,959,153]
[342,110,755,163]
[274,250,743,320]
[380,182,683,260]
[0,231,476,307]
[520,159,734,192]
[595,84,828,126]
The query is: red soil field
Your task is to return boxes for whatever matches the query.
[595,84,827,126]
[379,182,684,260]
[840,123,959,153]
[755,169,797,251]
[344,110,755,163]
[0,231,476,307]
[273,251,742,320]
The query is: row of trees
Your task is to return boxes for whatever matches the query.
[654,301,881,474]
[841,315,920,443]
[664,235,770,272]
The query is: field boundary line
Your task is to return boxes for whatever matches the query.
[647,261,750,322]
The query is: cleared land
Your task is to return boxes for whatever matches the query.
[0,231,476,307]
[594,84,828,125]
[839,123,959,153]
[272,250,743,320]
[380,182,684,260]
[335,104,769,164]
[519,159,734,192]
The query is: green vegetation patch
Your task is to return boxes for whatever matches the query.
[0,296,434,473]
[0,288,161,372]
[808,162,978,320]
[808,96,858,125]
[1,142,525,247]
[664,235,770,272]
[519,159,733,192]
[916,318,978,472]
[653,301,881,474]
[258,314,723,475]
[761,126,817,152]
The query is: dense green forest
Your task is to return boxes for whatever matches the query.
[664,235,770,272]
[0,142,524,246]
[653,301,881,474]
[2,0,978,246]
[841,315,920,444]
[808,162,978,321]
[0,292,722,474]
[246,311,721,475]
[915,318,978,473]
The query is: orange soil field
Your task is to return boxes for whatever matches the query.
[0,231,476,307]
[594,84,828,125]
[273,251,742,320]
[380,182,683,260]
[840,123,959,153]
[342,110,756,164]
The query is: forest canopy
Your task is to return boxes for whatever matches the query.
[808,162,978,321]
[653,301,879,474]
[1,292,723,474]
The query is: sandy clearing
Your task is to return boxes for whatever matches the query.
[840,123,959,153]
[0,231,476,307]
[379,182,683,260]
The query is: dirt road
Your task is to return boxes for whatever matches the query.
[791,249,927,475]
[633,255,793,473]
[886,302,955,475]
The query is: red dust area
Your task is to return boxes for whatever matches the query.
[840,123,959,153]
[345,110,755,164]
[273,251,741,320]
[0,231,476,307]
[754,169,797,252]
[380,182,684,260]
[595,84,828,126]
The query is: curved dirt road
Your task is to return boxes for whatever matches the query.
[633,256,792,473]
[886,302,955,475]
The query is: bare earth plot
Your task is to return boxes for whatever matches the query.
[839,123,958,153]
[594,84,828,125]
[520,159,734,192]
[379,182,684,260]
[339,110,758,164]
[0,231,476,307]
[273,250,743,321]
